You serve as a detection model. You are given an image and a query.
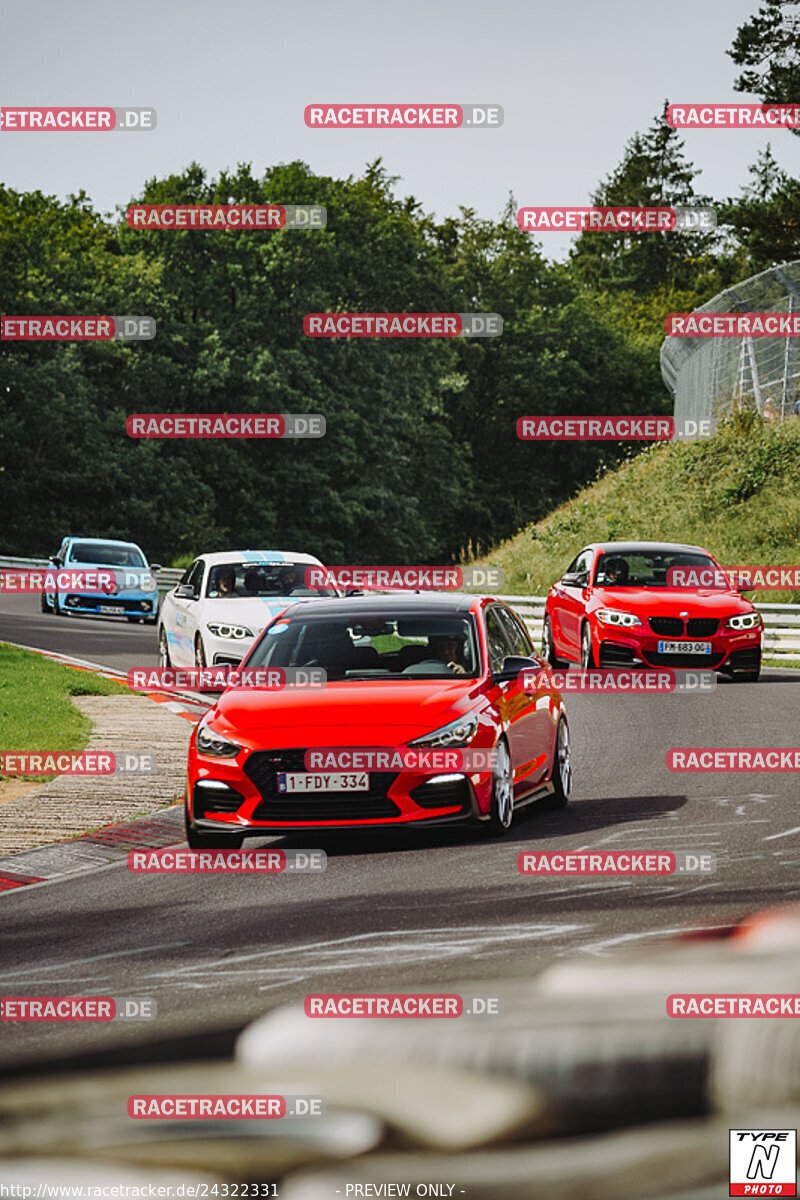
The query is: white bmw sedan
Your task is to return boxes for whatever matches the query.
[157,550,337,669]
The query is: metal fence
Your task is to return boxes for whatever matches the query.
[1,558,798,664]
[661,259,800,428]
[498,594,800,665]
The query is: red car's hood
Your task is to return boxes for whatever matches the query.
[209,678,483,747]
[590,586,755,616]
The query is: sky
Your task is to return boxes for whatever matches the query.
[0,0,796,260]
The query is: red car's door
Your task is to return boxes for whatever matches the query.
[488,605,552,795]
[553,548,594,660]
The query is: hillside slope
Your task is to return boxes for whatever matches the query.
[481,415,800,600]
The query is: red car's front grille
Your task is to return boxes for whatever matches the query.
[243,749,401,822]
[649,616,721,638]
[649,617,684,637]
[686,618,719,637]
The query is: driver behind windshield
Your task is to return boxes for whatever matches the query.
[429,633,468,676]
[598,556,629,586]
[279,565,299,595]
[208,566,237,597]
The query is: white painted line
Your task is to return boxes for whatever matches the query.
[0,941,189,978]
[763,826,800,842]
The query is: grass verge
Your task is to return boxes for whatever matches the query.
[0,643,128,782]
[477,413,800,599]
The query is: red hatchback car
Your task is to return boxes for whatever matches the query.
[542,541,762,681]
[185,594,572,846]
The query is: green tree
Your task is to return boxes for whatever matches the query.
[570,104,717,294]
[729,0,800,136]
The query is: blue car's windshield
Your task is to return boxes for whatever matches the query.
[68,542,146,567]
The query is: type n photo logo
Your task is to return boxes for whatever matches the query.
[729,1129,797,1196]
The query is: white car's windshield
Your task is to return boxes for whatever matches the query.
[205,562,337,600]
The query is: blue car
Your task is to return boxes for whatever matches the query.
[42,537,162,624]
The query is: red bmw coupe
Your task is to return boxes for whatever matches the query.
[542,541,762,681]
[185,593,572,846]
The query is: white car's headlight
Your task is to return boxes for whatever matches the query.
[195,714,243,758]
[207,623,254,640]
[725,612,762,631]
[596,608,642,628]
[408,713,479,749]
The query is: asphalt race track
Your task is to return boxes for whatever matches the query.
[0,593,156,673]
[2,592,800,1070]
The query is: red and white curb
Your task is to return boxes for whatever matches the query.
[0,643,211,895]
[0,805,186,895]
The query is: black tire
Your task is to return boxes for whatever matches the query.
[53,594,65,616]
[158,626,172,668]
[541,716,572,809]
[541,615,567,668]
[40,593,51,613]
[486,737,514,836]
[184,802,244,849]
[580,622,596,669]
[731,669,761,683]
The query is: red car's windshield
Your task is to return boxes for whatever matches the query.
[246,613,482,681]
[594,551,718,588]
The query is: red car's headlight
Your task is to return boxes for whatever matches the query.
[195,714,243,758]
[595,608,642,628]
[725,612,762,631]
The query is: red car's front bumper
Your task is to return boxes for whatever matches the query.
[187,749,495,833]
[589,621,762,671]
